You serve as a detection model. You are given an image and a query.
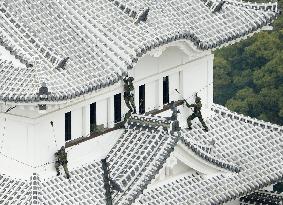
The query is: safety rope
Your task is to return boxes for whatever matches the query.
[50,121,59,150]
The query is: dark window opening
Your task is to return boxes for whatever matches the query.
[114,93,122,123]
[139,84,145,114]
[65,112,71,141]
[163,76,169,105]
[90,102,96,133]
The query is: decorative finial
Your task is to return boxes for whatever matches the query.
[55,57,69,70]
[135,8,150,24]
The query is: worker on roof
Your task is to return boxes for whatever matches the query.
[123,77,136,114]
[55,146,70,179]
[184,94,208,132]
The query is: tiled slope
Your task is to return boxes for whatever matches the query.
[108,114,179,205]
[0,173,30,205]
[0,105,282,204]
[0,0,279,102]
[240,190,283,205]
[138,104,283,204]
[41,162,105,205]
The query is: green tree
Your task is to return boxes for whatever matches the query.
[213,4,283,125]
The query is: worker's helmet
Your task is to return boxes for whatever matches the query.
[195,96,201,102]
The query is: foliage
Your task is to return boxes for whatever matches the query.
[213,0,283,125]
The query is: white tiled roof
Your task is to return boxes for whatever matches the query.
[108,115,179,205]
[40,162,106,205]
[138,104,283,205]
[0,0,279,102]
[0,105,282,204]
[0,173,32,205]
[181,137,241,173]
[240,190,283,205]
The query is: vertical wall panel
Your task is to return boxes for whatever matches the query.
[71,108,82,140]
[145,81,157,112]
[96,99,108,128]
[169,72,180,102]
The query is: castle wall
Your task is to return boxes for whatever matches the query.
[0,42,214,178]
[0,114,36,178]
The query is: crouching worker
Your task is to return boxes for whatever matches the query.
[55,146,70,179]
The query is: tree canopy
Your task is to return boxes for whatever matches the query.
[213,0,283,125]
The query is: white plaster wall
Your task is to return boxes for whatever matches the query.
[182,57,207,103]
[0,43,213,178]
[169,72,180,102]
[0,114,35,169]
[158,47,183,72]
[38,129,123,179]
[134,54,158,81]
[152,160,195,187]
[71,108,83,140]
[34,111,65,168]
[145,81,157,112]
[181,54,214,119]
[96,98,108,128]
[82,105,90,137]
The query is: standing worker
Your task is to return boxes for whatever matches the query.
[55,146,70,179]
[184,94,208,132]
[123,77,136,114]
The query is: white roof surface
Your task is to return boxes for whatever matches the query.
[0,104,282,204]
[0,0,279,103]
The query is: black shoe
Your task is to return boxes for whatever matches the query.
[56,172,60,176]
[187,127,192,130]
[66,175,70,179]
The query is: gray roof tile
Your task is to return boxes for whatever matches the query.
[0,105,282,204]
[0,0,279,102]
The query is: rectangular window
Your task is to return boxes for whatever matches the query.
[65,112,71,141]
[139,84,145,114]
[90,102,96,133]
[163,76,169,105]
[114,93,122,123]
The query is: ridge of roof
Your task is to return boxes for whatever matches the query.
[202,0,279,13]
[240,189,283,204]
[107,114,180,204]
[0,0,280,103]
[126,114,171,130]
[0,105,282,204]
[211,104,283,133]
[181,136,241,173]
[138,104,283,204]
[28,173,42,204]
[225,0,278,12]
